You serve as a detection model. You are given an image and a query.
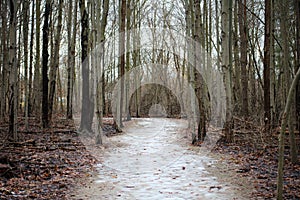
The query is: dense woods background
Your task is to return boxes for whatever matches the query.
[0,0,300,199]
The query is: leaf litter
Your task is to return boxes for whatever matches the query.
[0,117,97,200]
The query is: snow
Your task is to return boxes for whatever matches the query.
[91,118,244,199]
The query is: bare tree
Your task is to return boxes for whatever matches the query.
[42,0,51,128]
[94,0,110,144]
[193,0,207,142]
[125,0,132,121]
[23,0,30,130]
[263,0,271,130]
[1,0,8,120]
[28,0,35,118]
[48,0,63,121]
[67,0,78,119]
[67,0,74,119]
[222,0,233,142]
[238,0,248,117]
[79,0,93,133]
[295,0,300,133]
[114,0,126,130]
[8,0,18,140]
[33,0,41,117]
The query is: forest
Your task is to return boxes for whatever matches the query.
[0,0,299,199]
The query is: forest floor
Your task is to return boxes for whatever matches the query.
[0,117,299,199]
[213,131,300,199]
[0,117,98,199]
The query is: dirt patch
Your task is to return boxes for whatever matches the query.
[205,152,255,199]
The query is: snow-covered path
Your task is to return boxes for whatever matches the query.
[74,118,250,200]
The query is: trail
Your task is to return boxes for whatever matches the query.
[74,118,251,200]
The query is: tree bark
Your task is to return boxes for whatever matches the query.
[215,0,220,71]
[42,0,51,128]
[263,0,271,130]
[1,0,8,120]
[28,0,35,117]
[295,0,300,133]
[132,1,140,118]
[79,0,93,133]
[33,0,41,117]
[66,0,74,119]
[238,0,248,117]
[194,0,206,142]
[233,1,241,114]
[118,0,126,128]
[8,0,18,140]
[67,0,78,119]
[23,0,30,130]
[95,0,109,145]
[125,0,131,121]
[222,0,233,143]
[48,0,63,121]
[270,0,275,127]
[185,0,197,144]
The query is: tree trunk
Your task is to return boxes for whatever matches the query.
[88,0,96,136]
[48,0,63,121]
[233,1,241,114]
[57,68,64,113]
[222,0,233,143]
[79,0,93,133]
[194,0,206,142]
[118,0,126,128]
[263,0,271,130]
[215,0,220,70]
[270,0,275,127]
[66,0,73,119]
[67,0,78,119]
[132,2,140,118]
[8,0,18,140]
[185,0,197,144]
[33,0,41,117]
[95,0,102,144]
[95,0,109,144]
[1,0,8,120]
[295,0,300,133]
[125,0,131,121]
[42,0,51,128]
[23,0,30,130]
[28,0,35,117]
[238,0,248,117]
[288,99,298,164]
